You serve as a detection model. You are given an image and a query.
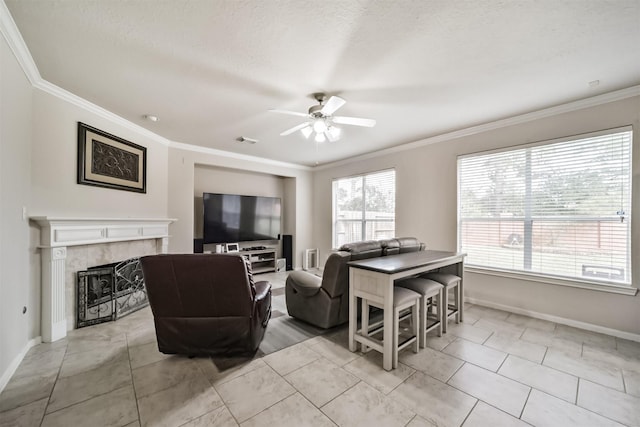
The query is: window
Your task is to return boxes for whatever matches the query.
[333,169,396,248]
[458,128,632,286]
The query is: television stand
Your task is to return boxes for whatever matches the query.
[240,248,277,274]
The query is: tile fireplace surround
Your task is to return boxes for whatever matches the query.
[30,217,176,343]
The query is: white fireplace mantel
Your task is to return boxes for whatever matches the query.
[31,217,176,342]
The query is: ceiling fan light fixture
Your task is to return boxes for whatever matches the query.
[312,118,328,134]
[328,126,341,139]
[270,94,374,144]
[300,126,312,139]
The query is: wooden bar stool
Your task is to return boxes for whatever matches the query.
[395,277,444,347]
[358,286,421,369]
[421,273,461,333]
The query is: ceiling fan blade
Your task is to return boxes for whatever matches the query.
[332,116,376,127]
[300,125,312,139]
[280,122,310,136]
[320,96,346,115]
[269,109,309,118]
[325,130,338,142]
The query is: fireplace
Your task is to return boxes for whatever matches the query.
[31,217,175,342]
[77,257,148,328]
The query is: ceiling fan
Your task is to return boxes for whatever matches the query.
[269,93,376,143]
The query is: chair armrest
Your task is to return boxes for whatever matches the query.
[254,280,271,302]
[253,280,272,327]
[286,271,322,297]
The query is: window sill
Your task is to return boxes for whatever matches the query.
[465,266,638,296]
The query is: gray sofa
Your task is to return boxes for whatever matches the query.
[285,237,424,328]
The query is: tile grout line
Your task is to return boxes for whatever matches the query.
[126,332,143,426]
[200,363,243,427]
[39,343,69,426]
[540,344,549,365]
[383,361,417,396]
[317,379,365,423]
[518,387,533,421]
[459,399,479,426]
[217,359,300,424]
[621,368,628,394]
[495,352,509,373]
[573,378,637,427]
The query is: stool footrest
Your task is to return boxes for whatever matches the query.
[425,319,441,334]
[397,336,417,352]
[362,324,384,336]
[398,310,412,323]
[354,333,384,353]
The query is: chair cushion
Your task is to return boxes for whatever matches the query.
[422,273,461,287]
[286,270,322,297]
[396,277,443,297]
[393,286,421,307]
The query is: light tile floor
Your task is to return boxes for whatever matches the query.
[1,271,639,427]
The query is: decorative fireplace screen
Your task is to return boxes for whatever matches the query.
[76,257,148,328]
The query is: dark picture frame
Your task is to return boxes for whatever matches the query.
[77,122,147,193]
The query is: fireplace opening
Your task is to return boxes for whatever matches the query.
[76,257,148,328]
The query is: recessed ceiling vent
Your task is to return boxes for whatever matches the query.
[236,136,258,144]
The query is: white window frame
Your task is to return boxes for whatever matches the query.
[332,169,396,249]
[458,127,636,296]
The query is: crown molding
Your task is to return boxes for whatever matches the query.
[1,1,173,147]
[170,141,312,171]
[0,0,40,84]
[315,85,640,170]
[4,1,638,171]
[1,2,307,168]
[34,79,172,146]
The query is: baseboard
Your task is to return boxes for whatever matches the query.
[0,336,42,394]
[466,297,640,343]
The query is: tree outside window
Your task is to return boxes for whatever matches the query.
[333,169,395,247]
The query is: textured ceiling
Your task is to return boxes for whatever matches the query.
[5,0,640,167]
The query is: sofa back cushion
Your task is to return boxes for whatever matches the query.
[380,239,400,255]
[396,237,425,253]
[339,240,383,260]
[319,237,424,299]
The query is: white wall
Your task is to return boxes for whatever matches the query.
[1,40,171,386]
[0,33,33,386]
[29,90,169,218]
[193,165,285,253]
[313,95,640,336]
[167,146,313,269]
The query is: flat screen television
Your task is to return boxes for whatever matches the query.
[203,193,281,244]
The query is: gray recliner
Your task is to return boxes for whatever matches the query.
[285,240,383,329]
[285,238,424,329]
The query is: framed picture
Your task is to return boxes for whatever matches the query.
[226,243,240,253]
[77,122,147,193]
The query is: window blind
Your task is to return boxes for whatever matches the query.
[333,169,396,248]
[458,128,632,285]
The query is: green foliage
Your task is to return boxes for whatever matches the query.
[461,140,629,218]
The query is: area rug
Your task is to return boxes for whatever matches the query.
[258,286,340,355]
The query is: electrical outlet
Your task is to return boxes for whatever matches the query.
[22,206,27,221]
